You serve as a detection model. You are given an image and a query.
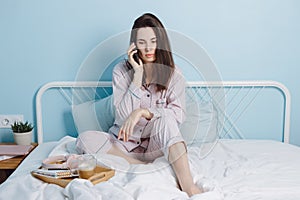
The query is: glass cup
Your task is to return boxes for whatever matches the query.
[77,154,97,179]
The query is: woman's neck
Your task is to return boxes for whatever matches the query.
[144,63,153,84]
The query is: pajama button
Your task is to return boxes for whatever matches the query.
[137,141,140,144]
[147,94,150,97]
[140,129,142,132]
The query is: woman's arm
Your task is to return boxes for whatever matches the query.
[112,63,146,126]
[148,69,186,125]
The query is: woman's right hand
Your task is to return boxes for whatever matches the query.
[127,43,143,73]
[128,43,144,87]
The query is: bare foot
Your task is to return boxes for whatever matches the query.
[183,183,203,197]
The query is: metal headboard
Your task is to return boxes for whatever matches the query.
[36,81,291,144]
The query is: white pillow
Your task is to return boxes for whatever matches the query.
[72,95,115,134]
[180,99,218,146]
[72,92,218,146]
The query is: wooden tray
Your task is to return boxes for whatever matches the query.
[31,165,115,188]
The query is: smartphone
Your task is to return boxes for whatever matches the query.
[133,45,140,63]
[133,52,140,63]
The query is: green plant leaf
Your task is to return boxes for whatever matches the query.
[11,121,34,133]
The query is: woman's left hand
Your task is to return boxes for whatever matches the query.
[118,109,153,142]
[118,109,143,142]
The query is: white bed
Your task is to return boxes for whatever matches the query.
[1,80,299,200]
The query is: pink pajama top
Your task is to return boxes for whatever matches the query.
[108,61,186,152]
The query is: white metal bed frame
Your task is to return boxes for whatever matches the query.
[35,81,291,144]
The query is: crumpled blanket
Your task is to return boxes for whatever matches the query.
[2,137,300,200]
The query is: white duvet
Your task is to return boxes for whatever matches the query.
[1,137,300,200]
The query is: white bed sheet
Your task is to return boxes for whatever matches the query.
[1,137,300,200]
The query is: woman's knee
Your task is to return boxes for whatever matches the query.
[76,131,112,154]
[76,131,94,154]
[153,115,179,131]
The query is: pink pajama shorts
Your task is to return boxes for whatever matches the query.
[76,115,185,162]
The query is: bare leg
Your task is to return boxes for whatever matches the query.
[169,142,203,197]
[107,144,146,164]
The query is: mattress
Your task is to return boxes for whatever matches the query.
[0,137,300,200]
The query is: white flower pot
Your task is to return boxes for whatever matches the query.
[13,130,32,145]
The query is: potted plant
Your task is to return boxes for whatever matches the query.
[11,121,34,145]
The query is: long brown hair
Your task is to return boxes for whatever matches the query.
[126,13,175,92]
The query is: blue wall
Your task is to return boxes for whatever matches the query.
[0,1,299,145]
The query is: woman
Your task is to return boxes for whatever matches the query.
[76,13,203,197]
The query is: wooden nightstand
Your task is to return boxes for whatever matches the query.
[0,143,38,183]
